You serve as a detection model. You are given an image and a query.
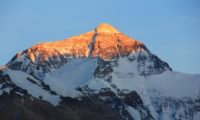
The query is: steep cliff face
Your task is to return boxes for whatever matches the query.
[0,23,199,120]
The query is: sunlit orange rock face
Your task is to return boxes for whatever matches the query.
[26,32,94,62]
[25,23,145,63]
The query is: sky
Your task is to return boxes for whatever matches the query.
[0,0,199,74]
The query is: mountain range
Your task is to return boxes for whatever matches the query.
[0,23,200,120]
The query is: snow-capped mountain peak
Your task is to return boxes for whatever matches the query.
[7,23,171,79]
[9,23,145,63]
[0,23,199,120]
[95,23,120,33]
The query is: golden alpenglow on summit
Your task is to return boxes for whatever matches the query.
[20,23,145,62]
[95,23,120,33]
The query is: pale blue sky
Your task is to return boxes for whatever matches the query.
[0,0,200,74]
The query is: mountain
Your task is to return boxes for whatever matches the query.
[0,23,200,120]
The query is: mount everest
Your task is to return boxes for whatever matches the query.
[0,23,199,120]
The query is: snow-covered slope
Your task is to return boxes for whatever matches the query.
[4,69,60,105]
[0,23,199,120]
[44,58,97,97]
[146,71,200,98]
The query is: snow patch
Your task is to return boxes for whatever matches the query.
[5,69,60,105]
[87,78,112,91]
[145,71,200,98]
[44,58,97,97]
[127,106,141,120]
